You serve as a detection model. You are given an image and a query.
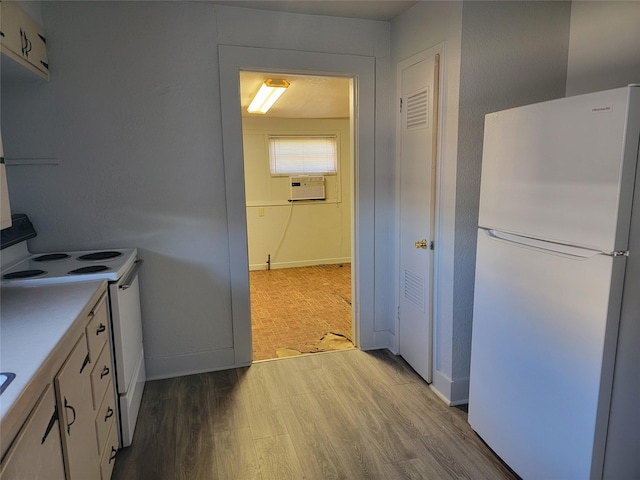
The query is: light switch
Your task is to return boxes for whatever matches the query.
[258,207,265,217]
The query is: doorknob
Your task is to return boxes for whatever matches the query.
[415,239,428,249]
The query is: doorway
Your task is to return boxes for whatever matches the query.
[239,71,354,360]
[218,45,376,366]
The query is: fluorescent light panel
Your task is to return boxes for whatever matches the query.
[247,79,290,114]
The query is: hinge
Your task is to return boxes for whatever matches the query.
[610,250,629,257]
[430,241,435,250]
[400,98,403,113]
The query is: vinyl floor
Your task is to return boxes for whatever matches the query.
[250,264,353,361]
[111,349,517,480]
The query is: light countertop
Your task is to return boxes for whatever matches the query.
[0,280,107,436]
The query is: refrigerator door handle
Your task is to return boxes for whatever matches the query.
[482,228,625,260]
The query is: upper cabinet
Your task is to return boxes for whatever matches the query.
[0,1,49,81]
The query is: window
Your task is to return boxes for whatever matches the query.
[269,135,338,175]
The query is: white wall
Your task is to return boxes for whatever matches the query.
[1,2,393,379]
[243,117,351,270]
[566,1,640,96]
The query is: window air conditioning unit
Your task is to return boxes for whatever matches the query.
[289,176,325,201]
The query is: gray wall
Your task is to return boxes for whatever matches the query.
[454,1,571,397]
[391,0,464,402]
[391,1,571,404]
[2,2,393,378]
[566,1,640,96]
[4,2,234,376]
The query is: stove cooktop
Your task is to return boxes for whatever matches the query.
[1,248,137,285]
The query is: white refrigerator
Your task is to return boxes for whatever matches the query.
[469,85,640,480]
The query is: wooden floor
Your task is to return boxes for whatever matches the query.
[112,349,517,480]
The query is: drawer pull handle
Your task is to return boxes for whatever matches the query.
[41,406,59,444]
[109,446,117,463]
[105,406,114,421]
[96,323,106,335]
[64,397,76,435]
[100,366,110,379]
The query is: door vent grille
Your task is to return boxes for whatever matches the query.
[404,269,425,311]
[406,89,429,129]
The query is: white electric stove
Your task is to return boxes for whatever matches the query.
[0,214,145,448]
[1,247,137,285]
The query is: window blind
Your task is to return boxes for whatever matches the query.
[269,135,338,175]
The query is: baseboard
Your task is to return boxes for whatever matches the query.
[249,257,351,271]
[370,330,394,351]
[431,369,470,406]
[145,348,236,380]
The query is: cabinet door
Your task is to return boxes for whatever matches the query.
[0,384,65,480]
[0,1,49,78]
[0,2,26,59]
[55,334,100,480]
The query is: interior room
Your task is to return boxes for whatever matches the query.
[1,1,639,479]
[240,71,355,361]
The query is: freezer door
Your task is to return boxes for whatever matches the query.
[468,229,626,480]
[479,86,640,252]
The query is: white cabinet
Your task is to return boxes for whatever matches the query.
[86,293,119,474]
[0,286,119,480]
[0,384,65,480]
[55,292,119,480]
[0,1,49,80]
[55,333,101,480]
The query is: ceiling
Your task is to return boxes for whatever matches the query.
[211,1,418,22]
[231,1,419,119]
[240,72,351,119]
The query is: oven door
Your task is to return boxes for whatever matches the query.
[108,259,145,447]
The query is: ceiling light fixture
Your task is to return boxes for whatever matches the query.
[247,79,290,114]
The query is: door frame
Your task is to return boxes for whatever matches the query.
[218,45,376,365]
[393,44,445,376]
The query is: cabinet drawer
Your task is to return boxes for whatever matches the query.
[86,294,109,363]
[0,384,65,480]
[100,420,118,480]
[91,343,113,410]
[95,380,117,456]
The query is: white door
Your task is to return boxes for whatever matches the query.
[398,53,439,382]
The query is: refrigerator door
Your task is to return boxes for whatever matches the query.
[469,229,626,480]
[479,86,640,252]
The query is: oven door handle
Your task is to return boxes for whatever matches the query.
[119,259,143,290]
